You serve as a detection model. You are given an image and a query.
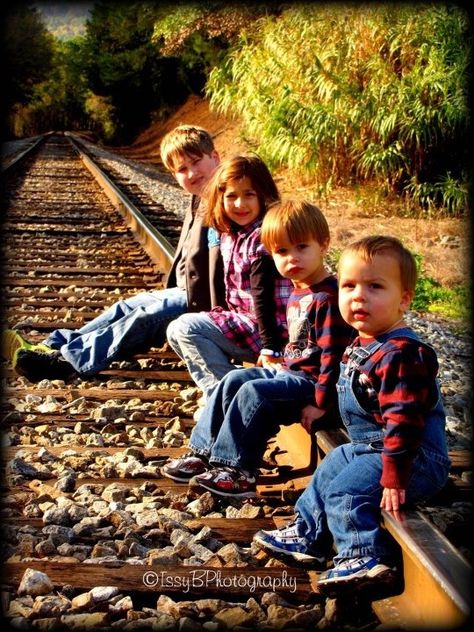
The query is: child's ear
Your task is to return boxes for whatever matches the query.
[400,289,414,312]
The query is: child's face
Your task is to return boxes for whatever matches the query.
[223,177,261,227]
[172,150,220,196]
[338,251,413,338]
[271,231,329,289]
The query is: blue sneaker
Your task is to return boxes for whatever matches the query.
[253,520,327,568]
[317,556,397,596]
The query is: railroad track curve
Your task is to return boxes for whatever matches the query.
[1,133,471,631]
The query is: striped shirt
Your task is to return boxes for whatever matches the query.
[281,277,355,411]
[345,334,443,488]
[208,219,292,356]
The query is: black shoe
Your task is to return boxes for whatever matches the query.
[14,348,77,382]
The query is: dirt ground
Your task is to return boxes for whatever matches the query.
[121,95,470,287]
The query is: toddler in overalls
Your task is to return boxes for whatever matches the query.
[253,235,451,596]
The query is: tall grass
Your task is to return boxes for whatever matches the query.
[206,4,470,216]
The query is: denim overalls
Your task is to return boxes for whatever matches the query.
[294,328,451,564]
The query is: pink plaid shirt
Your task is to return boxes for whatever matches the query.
[208,220,292,356]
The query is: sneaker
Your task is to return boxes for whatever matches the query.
[317,556,397,596]
[1,329,53,364]
[161,452,210,482]
[14,348,77,382]
[190,466,257,498]
[253,520,327,568]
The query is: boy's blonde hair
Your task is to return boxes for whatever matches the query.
[339,235,417,292]
[160,125,215,173]
[261,199,330,252]
[204,154,280,233]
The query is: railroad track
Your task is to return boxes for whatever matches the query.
[1,133,471,631]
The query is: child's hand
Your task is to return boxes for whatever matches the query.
[380,487,406,512]
[256,354,282,370]
[300,404,325,433]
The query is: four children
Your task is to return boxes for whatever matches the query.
[2,123,452,598]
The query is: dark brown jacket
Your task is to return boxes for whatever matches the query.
[166,195,226,311]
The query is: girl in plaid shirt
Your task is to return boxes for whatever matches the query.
[253,235,451,597]
[166,155,292,402]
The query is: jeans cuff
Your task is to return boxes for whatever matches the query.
[188,444,210,459]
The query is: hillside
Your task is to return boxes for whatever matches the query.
[120,96,469,289]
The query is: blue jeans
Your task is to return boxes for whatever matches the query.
[294,441,450,564]
[45,288,188,375]
[166,313,256,398]
[294,332,451,564]
[188,366,316,471]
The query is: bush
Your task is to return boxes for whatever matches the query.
[206,4,470,216]
[412,254,470,321]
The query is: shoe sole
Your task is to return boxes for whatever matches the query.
[317,567,397,597]
[253,536,326,568]
[190,478,256,498]
[160,467,207,483]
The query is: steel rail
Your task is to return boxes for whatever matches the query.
[374,508,471,629]
[306,428,472,629]
[1,132,53,172]
[65,132,175,274]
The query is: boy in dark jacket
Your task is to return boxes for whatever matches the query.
[2,125,224,381]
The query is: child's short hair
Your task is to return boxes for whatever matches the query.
[160,125,215,173]
[261,199,330,252]
[339,235,417,292]
[204,154,280,233]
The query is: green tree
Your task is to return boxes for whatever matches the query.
[2,2,55,136]
[59,38,92,129]
[23,37,92,135]
[151,2,279,85]
[83,1,191,144]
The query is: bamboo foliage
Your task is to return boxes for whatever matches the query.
[206,3,470,216]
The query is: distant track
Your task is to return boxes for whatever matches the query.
[1,133,471,631]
